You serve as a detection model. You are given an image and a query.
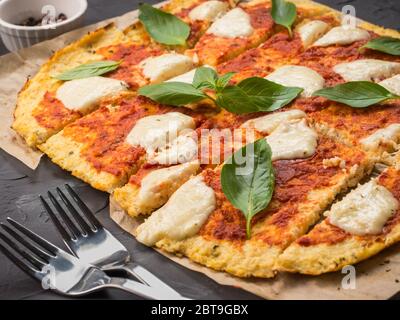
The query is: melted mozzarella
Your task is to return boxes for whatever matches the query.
[241,109,306,134]
[313,26,370,47]
[333,59,400,82]
[327,180,398,235]
[360,124,400,150]
[126,112,195,154]
[189,1,229,21]
[265,65,325,97]
[139,53,195,83]
[298,20,330,47]
[166,65,214,84]
[379,74,400,96]
[150,134,198,165]
[206,8,253,38]
[136,176,216,246]
[56,76,127,113]
[266,119,318,161]
[137,161,200,212]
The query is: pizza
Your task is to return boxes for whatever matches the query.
[11,0,400,279]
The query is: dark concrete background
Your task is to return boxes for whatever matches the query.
[0,0,399,300]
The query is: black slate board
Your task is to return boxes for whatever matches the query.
[0,0,399,300]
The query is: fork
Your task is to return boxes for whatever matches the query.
[40,184,183,298]
[0,218,187,299]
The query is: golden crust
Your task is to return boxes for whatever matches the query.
[13,23,125,147]
[38,133,138,192]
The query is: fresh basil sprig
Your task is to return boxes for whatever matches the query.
[271,0,297,37]
[54,61,121,81]
[138,67,303,113]
[362,36,400,56]
[313,81,399,108]
[139,3,190,46]
[217,77,303,114]
[221,139,275,239]
[138,82,207,106]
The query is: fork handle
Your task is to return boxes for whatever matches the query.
[107,277,191,300]
[109,262,185,298]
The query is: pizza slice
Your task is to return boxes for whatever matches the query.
[277,165,400,275]
[134,112,373,278]
[12,23,126,147]
[186,0,275,66]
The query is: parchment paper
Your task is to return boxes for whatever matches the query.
[1,1,399,299]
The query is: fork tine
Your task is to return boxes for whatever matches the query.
[56,187,94,235]
[40,195,74,241]
[0,235,42,279]
[1,223,51,263]
[47,191,81,238]
[0,231,45,272]
[65,184,102,229]
[6,218,58,256]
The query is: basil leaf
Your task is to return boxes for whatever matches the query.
[216,72,236,91]
[362,37,400,56]
[221,139,275,239]
[54,61,121,80]
[271,0,297,37]
[193,67,218,90]
[138,82,207,106]
[216,77,303,114]
[313,81,399,108]
[139,3,190,46]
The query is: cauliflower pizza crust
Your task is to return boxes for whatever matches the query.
[12,0,400,280]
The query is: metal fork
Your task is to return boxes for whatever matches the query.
[0,218,186,299]
[40,184,182,298]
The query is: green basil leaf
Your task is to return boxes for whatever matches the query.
[216,77,303,114]
[193,67,218,90]
[362,36,400,56]
[54,61,121,80]
[313,81,399,108]
[271,0,297,37]
[138,82,207,106]
[221,139,275,239]
[216,72,236,91]
[139,3,190,46]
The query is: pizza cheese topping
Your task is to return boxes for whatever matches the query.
[360,123,400,150]
[206,8,254,39]
[265,65,325,97]
[241,109,306,134]
[139,53,195,83]
[333,59,400,82]
[326,180,398,235]
[313,26,370,47]
[55,76,128,113]
[378,74,400,95]
[136,175,216,246]
[137,161,200,214]
[126,112,195,154]
[188,0,229,22]
[265,119,318,161]
[297,20,330,48]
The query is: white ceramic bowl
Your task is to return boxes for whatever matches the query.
[0,0,87,52]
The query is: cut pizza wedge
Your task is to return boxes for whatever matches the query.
[277,166,400,275]
[134,113,373,278]
[187,0,276,66]
[12,23,126,147]
[123,0,232,49]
